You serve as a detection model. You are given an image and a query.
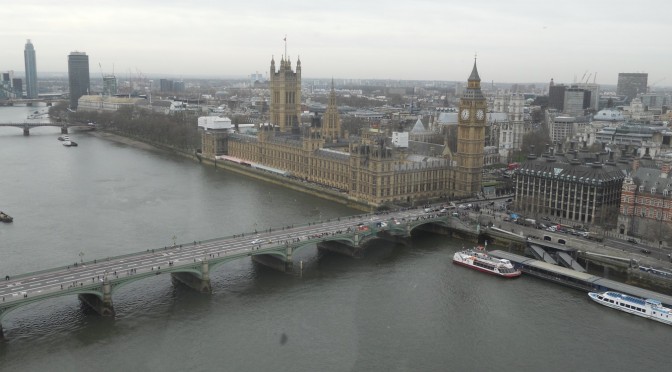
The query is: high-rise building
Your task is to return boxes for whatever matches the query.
[269,56,302,132]
[572,83,599,111]
[617,73,647,102]
[12,78,23,98]
[24,39,38,99]
[548,79,566,112]
[563,88,591,115]
[159,79,173,92]
[68,51,90,109]
[455,59,487,197]
[103,75,117,96]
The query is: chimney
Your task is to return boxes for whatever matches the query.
[632,158,640,172]
[642,147,652,159]
[661,161,671,178]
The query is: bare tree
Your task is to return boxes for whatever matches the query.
[639,219,672,249]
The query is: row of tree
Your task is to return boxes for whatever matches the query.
[56,103,201,151]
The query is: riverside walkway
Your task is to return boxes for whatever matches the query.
[0,207,469,337]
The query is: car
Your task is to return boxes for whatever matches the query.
[641,248,651,254]
[627,238,638,244]
[251,238,263,244]
[506,198,513,203]
[541,216,551,221]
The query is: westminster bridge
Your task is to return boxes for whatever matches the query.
[0,208,479,337]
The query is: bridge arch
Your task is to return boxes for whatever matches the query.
[0,288,103,324]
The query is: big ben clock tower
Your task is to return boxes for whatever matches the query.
[455,58,487,197]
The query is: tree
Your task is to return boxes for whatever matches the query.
[638,219,672,249]
[512,123,551,161]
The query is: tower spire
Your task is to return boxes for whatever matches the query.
[284,34,287,60]
[469,54,481,82]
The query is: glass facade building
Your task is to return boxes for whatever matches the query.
[24,39,38,99]
[68,52,90,109]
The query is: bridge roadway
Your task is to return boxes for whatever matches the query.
[0,122,91,135]
[0,208,459,336]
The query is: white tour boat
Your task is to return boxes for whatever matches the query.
[588,291,672,325]
[452,245,522,278]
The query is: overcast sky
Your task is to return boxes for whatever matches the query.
[2,0,669,85]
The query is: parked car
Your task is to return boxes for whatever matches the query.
[627,238,638,244]
[641,248,651,254]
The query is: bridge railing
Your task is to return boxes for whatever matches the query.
[5,210,436,280]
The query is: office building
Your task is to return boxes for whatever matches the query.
[159,79,173,92]
[548,80,566,112]
[68,52,90,109]
[514,147,625,224]
[24,39,38,99]
[12,78,23,98]
[617,73,648,103]
[103,75,117,96]
[563,88,591,116]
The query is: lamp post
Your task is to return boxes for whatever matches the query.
[172,235,177,247]
[79,251,84,263]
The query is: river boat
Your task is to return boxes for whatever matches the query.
[588,291,672,325]
[0,211,13,223]
[58,135,69,141]
[452,245,521,278]
[62,140,78,147]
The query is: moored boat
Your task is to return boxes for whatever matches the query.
[58,135,69,141]
[452,245,521,278]
[588,291,672,325]
[62,140,78,147]
[0,211,13,223]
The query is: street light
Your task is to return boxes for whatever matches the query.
[79,251,84,263]
[172,235,177,247]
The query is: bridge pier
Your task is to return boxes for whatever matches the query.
[317,240,359,257]
[78,281,115,316]
[61,126,68,134]
[251,252,293,272]
[23,127,29,136]
[170,260,212,293]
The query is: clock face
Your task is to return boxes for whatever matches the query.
[476,109,485,120]
[460,109,470,120]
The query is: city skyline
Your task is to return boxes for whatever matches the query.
[1,0,669,85]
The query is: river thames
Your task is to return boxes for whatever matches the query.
[0,105,670,371]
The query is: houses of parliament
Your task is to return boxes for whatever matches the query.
[201,54,486,207]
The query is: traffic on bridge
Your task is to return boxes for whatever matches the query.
[0,206,456,336]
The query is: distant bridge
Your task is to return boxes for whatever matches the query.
[0,208,477,338]
[0,98,66,107]
[0,122,93,135]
